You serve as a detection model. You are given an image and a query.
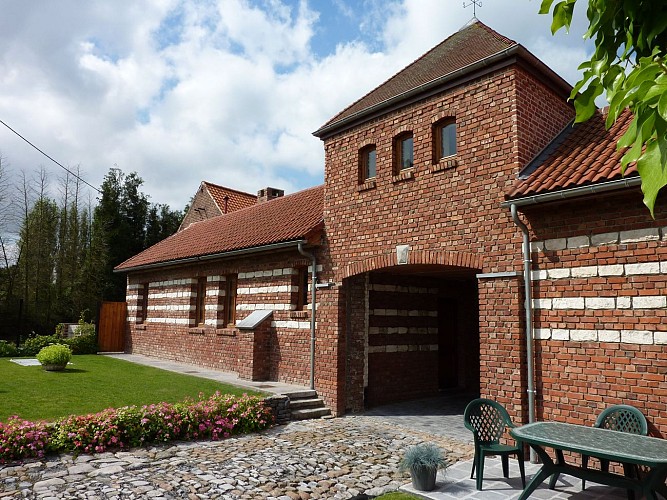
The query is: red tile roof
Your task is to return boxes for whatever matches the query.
[116,185,324,271]
[506,108,636,200]
[315,21,516,136]
[204,182,256,214]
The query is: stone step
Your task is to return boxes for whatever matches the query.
[291,407,332,420]
[290,397,326,410]
[282,389,317,400]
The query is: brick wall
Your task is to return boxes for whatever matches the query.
[319,64,573,418]
[180,185,222,229]
[125,248,324,389]
[519,192,667,435]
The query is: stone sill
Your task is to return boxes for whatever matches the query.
[357,179,376,192]
[216,328,237,337]
[392,169,414,183]
[431,156,458,173]
[289,311,309,320]
[135,323,147,330]
[188,327,206,335]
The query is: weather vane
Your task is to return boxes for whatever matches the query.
[463,0,482,17]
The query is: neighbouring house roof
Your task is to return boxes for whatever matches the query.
[115,185,324,272]
[314,21,568,139]
[204,182,256,213]
[506,108,637,201]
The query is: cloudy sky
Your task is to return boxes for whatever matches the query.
[0,0,592,213]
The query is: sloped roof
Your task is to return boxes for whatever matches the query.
[204,181,256,213]
[314,21,517,137]
[506,109,636,200]
[116,185,324,271]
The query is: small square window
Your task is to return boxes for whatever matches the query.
[359,145,377,181]
[394,133,413,172]
[434,120,457,161]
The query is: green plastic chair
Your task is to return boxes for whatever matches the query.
[548,404,648,495]
[583,405,648,490]
[463,398,526,491]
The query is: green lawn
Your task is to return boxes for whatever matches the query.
[0,355,263,423]
[376,493,422,499]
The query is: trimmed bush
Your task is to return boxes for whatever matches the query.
[0,340,18,358]
[36,344,72,368]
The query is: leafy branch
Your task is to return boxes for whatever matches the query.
[540,0,667,215]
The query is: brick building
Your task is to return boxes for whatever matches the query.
[116,21,667,434]
[178,181,257,230]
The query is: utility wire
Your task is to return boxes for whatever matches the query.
[0,118,101,194]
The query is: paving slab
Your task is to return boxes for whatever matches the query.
[401,456,627,499]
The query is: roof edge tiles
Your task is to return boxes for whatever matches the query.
[505,108,637,203]
[115,184,324,272]
[114,239,310,273]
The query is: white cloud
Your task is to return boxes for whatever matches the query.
[0,0,597,214]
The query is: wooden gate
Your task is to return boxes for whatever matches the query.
[97,301,127,352]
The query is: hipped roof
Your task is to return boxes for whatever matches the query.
[314,21,519,137]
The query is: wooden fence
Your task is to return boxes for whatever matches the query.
[97,301,126,352]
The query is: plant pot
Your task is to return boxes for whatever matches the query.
[42,363,67,372]
[410,466,437,491]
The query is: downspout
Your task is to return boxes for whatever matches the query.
[510,204,536,462]
[298,241,317,390]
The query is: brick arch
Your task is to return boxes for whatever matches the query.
[341,249,484,279]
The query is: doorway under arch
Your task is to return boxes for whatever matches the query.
[343,262,481,412]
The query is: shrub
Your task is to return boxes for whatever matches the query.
[50,392,273,455]
[0,340,18,358]
[0,393,274,462]
[0,417,51,463]
[65,312,98,354]
[19,334,62,357]
[399,443,448,472]
[66,332,98,355]
[36,344,72,367]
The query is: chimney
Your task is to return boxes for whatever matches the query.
[257,187,284,203]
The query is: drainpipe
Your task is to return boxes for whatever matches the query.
[297,241,317,390]
[510,204,536,462]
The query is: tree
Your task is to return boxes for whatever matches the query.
[145,203,183,248]
[16,192,59,333]
[540,0,667,215]
[93,168,151,301]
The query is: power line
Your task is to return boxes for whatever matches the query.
[0,118,101,194]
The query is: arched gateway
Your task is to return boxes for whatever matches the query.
[339,249,483,412]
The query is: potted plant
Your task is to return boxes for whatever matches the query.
[36,344,72,371]
[399,442,448,491]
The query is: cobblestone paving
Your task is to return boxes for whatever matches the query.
[0,416,473,500]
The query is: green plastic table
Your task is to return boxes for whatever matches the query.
[510,421,667,500]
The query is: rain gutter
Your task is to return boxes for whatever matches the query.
[297,241,317,391]
[505,176,641,462]
[510,204,536,462]
[113,240,307,273]
[501,176,642,208]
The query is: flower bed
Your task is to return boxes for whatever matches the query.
[0,392,273,463]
